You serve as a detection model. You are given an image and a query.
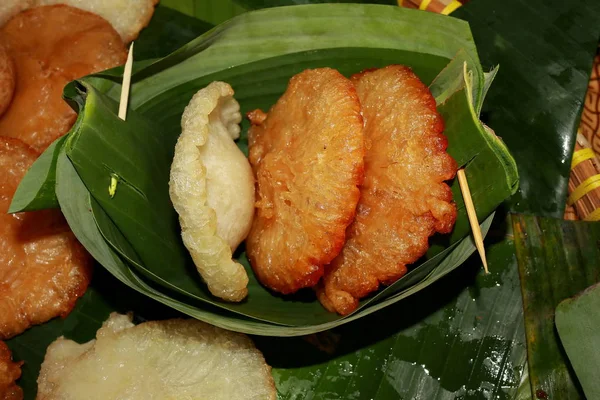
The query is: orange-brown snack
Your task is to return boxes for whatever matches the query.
[0,137,92,339]
[0,341,22,400]
[246,68,364,294]
[0,42,14,117]
[318,65,458,315]
[0,5,127,151]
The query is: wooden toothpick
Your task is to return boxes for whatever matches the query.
[118,42,134,121]
[110,42,134,198]
[457,168,488,273]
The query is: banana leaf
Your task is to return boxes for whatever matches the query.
[162,0,247,25]
[513,214,600,399]
[10,5,517,334]
[236,0,397,8]
[556,283,600,400]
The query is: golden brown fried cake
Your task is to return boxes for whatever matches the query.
[0,43,14,118]
[318,65,458,315]
[246,68,364,294]
[0,341,22,400]
[0,137,92,339]
[0,5,127,151]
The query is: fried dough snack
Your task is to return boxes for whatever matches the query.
[0,5,127,151]
[37,313,276,400]
[0,43,14,117]
[246,68,364,294]
[169,82,254,302]
[0,341,22,400]
[318,66,457,315]
[0,137,92,339]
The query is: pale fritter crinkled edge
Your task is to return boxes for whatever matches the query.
[0,0,158,43]
[38,313,276,400]
[169,82,249,302]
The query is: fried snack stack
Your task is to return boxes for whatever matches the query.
[247,66,457,315]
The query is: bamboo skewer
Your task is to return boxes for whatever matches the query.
[118,42,134,121]
[109,43,134,198]
[457,168,488,273]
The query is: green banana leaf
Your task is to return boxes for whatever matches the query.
[556,283,600,400]
[236,0,397,9]
[513,214,600,399]
[5,0,600,399]
[162,0,247,25]
[10,4,517,334]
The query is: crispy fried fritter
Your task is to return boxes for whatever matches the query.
[0,341,22,400]
[318,65,457,315]
[0,137,92,339]
[37,313,277,400]
[169,82,254,302]
[246,68,364,294]
[0,5,127,152]
[0,42,14,117]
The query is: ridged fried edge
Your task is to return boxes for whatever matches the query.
[169,82,251,302]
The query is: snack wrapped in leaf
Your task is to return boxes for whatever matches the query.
[169,82,254,302]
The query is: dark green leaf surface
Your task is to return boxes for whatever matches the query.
[236,0,396,9]
[271,236,527,400]
[513,214,600,399]
[556,283,600,400]
[134,4,215,59]
[453,0,600,217]
[162,0,247,25]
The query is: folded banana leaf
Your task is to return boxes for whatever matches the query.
[10,4,517,335]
